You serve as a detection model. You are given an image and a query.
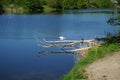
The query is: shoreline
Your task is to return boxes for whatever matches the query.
[86,51,120,80]
[0,8,114,14]
[61,43,120,80]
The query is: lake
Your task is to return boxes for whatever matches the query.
[0,9,119,80]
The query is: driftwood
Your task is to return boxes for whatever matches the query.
[67,47,91,52]
[36,36,120,62]
[36,37,100,54]
[36,37,104,62]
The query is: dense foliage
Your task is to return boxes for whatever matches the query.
[116,0,120,4]
[0,0,116,13]
[0,2,4,14]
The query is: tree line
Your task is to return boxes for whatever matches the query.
[0,0,119,14]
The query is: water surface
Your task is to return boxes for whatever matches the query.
[0,9,119,80]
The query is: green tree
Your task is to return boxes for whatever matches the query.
[0,0,116,13]
[56,0,63,9]
[46,0,63,10]
[0,2,4,14]
[46,0,57,8]
[2,0,15,6]
[116,0,120,4]
[24,0,43,13]
[98,0,113,8]
[14,0,26,7]
[77,0,87,9]
[63,0,78,9]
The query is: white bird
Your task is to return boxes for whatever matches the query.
[59,36,65,41]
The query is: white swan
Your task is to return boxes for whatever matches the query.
[59,36,65,41]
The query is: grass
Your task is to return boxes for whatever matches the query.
[61,43,120,80]
[61,31,120,80]
[116,15,120,19]
[43,5,56,13]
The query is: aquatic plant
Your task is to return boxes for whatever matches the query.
[116,15,120,19]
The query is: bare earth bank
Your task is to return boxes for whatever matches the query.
[86,51,120,80]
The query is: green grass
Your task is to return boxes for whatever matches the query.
[43,5,56,13]
[61,43,120,80]
[116,15,120,19]
[61,30,120,80]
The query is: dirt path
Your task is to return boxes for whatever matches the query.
[86,51,120,80]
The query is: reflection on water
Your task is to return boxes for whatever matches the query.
[0,9,120,80]
[0,39,74,80]
[37,50,81,63]
[0,10,119,40]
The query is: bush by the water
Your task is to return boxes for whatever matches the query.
[0,0,115,13]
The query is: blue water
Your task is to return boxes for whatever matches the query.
[0,9,120,80]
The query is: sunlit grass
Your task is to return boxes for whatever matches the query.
[61,30,120,80]
[43,5,56,13]
[61,43,120,80]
